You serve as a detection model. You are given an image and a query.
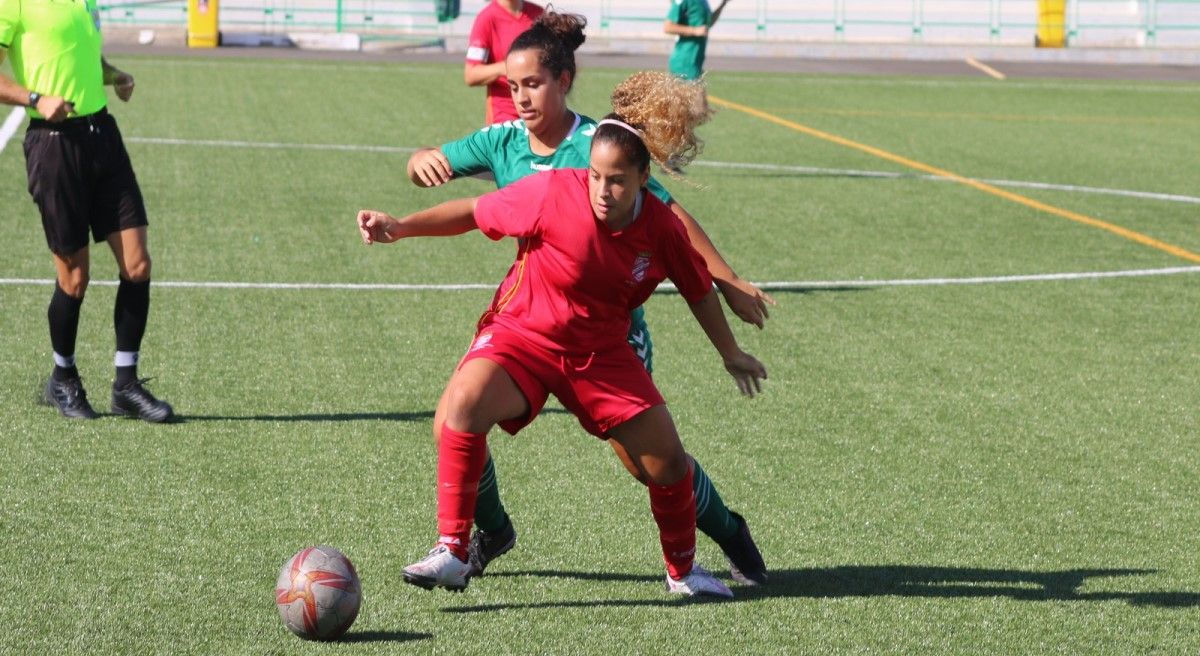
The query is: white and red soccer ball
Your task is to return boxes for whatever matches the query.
[275,545,362,641]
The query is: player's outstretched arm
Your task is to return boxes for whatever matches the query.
[669,200,776,328]
[407,147,454,188]
[358,197,479,245]
[687,291,767,396]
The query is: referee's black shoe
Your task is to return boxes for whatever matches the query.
[41,375,100,419]
[112,378,175,423]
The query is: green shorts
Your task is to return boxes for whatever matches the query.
[626,306,654,373]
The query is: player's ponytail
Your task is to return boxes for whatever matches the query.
[509,9,588,92]
[597,71,713,174]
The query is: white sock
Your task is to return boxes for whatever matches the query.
[114,351,139,368]
[53,352,75,368]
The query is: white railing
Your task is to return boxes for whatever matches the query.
[97,0,1200,48]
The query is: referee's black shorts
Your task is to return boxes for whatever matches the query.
[23,107,149,256]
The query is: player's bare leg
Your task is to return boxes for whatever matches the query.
[405,359,528,591]
[608,435,766,585]
[609,406,733,598]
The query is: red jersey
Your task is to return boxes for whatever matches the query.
[465,1,544,125]
[473,169,714,356]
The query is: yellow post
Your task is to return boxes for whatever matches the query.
[187,0,219,48]
[1036,0,1067,47]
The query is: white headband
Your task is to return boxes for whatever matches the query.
[596,118,644,140]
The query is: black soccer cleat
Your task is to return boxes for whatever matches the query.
[466,519,517,578]
[41,375,99,419]
[111,378,175,423]
[718,511,768,586]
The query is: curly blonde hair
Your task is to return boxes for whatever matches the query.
[607,71,713,171]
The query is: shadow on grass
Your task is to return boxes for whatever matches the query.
[173,411,436,423]
[778,285,875,294]
[653,285,871,297]
[174,407,572,424]
[487,570,661,584]
[340,630,433,644]
[738,566,1197,608]
[442,565,1199,613]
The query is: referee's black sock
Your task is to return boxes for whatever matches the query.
[48,282,83,381]
[114,277,151,387]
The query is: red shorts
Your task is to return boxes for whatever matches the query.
[458,326,664,438]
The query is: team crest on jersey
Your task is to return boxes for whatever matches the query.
[471,333,494,351]
[631,252,652,283]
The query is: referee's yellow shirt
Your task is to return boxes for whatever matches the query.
[0,0,107,118]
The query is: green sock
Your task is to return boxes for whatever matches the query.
[473,452,510,533]
[693,458,739,542]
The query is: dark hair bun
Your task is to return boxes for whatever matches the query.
[536,10,586,52]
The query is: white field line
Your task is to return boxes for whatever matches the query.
[125,136,418,154]
[0,107,25,154]
[0,278,493,290]
[717,75,1200,94]
[746,266,1200,290]
[121,136,1200,206]
[132,58,454,75]
[687,159,1200,205]
[2,266,1198,293]
[124,60,1200,95]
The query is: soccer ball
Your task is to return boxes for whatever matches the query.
[275,545,362,641]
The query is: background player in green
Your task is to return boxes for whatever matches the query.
[664,0,731,81]
[406,10,771,586]
[0,0,174,422]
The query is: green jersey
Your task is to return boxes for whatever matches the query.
[0,0,107,118]
[667,0,711,81]
[440,112,674,205]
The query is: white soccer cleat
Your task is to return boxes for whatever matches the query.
[402,545,471,592]
[666,563,734,599]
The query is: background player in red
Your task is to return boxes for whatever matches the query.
[357,72,767,598]
[464,0,544,125]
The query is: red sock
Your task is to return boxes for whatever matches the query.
[437,425,489,561]
[648,464,696,580]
